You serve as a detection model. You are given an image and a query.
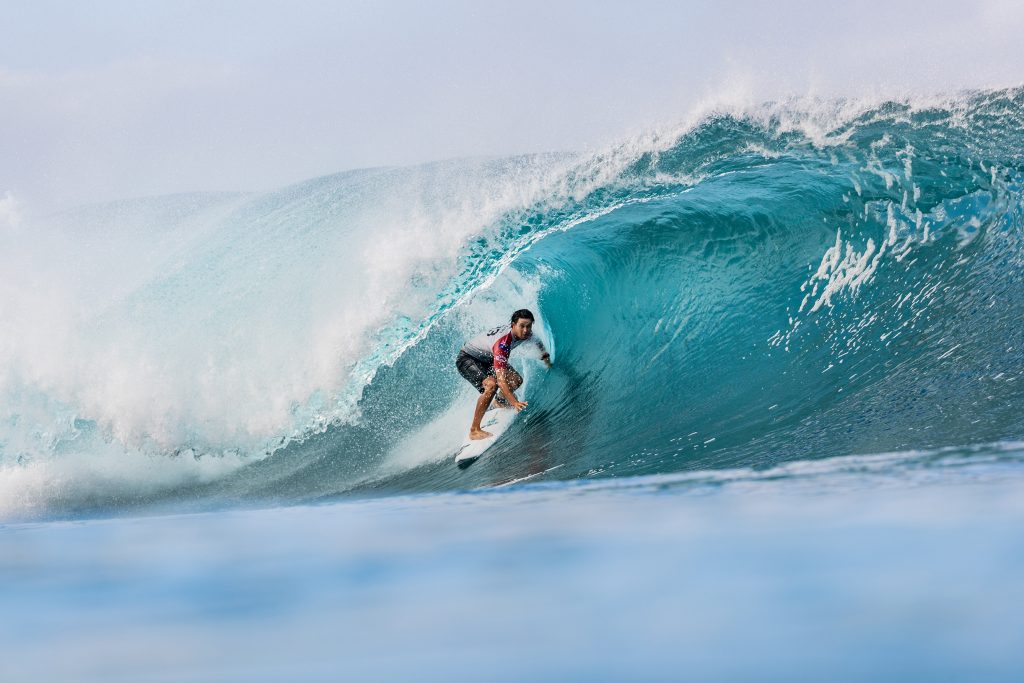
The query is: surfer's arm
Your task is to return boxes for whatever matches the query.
[496,368,527,410]
[535,340,552,368]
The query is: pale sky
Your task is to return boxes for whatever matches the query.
[2,0,1023,211]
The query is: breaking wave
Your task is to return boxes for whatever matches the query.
[3,87,1023,519]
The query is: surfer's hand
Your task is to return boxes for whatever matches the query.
[512,400,528,411]
[541,353,552,369]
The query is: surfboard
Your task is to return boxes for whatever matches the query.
[454,406,517,466]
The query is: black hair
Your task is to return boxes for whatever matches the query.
[510,309,535,324]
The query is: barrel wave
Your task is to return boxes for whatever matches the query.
[3,88,1023,519]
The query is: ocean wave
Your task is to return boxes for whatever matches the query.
[2,87,1023,519]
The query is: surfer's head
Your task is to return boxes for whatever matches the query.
[510,309,535,340]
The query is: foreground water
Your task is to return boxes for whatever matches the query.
[3,442,1023,682]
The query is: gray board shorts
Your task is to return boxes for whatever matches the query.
[455,350,518,393]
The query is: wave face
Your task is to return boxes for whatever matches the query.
[2,88,1023,518]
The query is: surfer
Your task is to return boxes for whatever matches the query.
[456,309,552,440]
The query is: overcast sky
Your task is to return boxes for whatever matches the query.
[2,0,1023,211]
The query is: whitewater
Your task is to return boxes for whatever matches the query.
[2,89,1024,681]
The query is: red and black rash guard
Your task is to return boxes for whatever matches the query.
[461,324,547,370]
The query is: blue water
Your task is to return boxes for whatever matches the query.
[3,448,1024,681]
[2,88,1024,679]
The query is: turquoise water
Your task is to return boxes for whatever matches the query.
[1,89,1023,679]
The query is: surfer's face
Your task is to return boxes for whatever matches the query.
[512,318,533,340]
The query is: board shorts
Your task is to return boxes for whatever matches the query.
[456,350,517,394]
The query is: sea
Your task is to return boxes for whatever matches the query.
[2,88,1023,681]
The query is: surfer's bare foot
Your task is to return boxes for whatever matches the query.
[469,429,494,440]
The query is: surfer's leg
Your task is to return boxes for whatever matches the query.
[458,352,498,438]
[470,377,499,440]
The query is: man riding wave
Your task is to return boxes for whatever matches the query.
[455,309,552,440]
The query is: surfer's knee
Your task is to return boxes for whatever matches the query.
[481,377,498,395]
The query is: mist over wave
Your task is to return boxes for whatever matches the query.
[2,87,1023,519]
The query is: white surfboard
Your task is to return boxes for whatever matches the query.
[454,407,518,465]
